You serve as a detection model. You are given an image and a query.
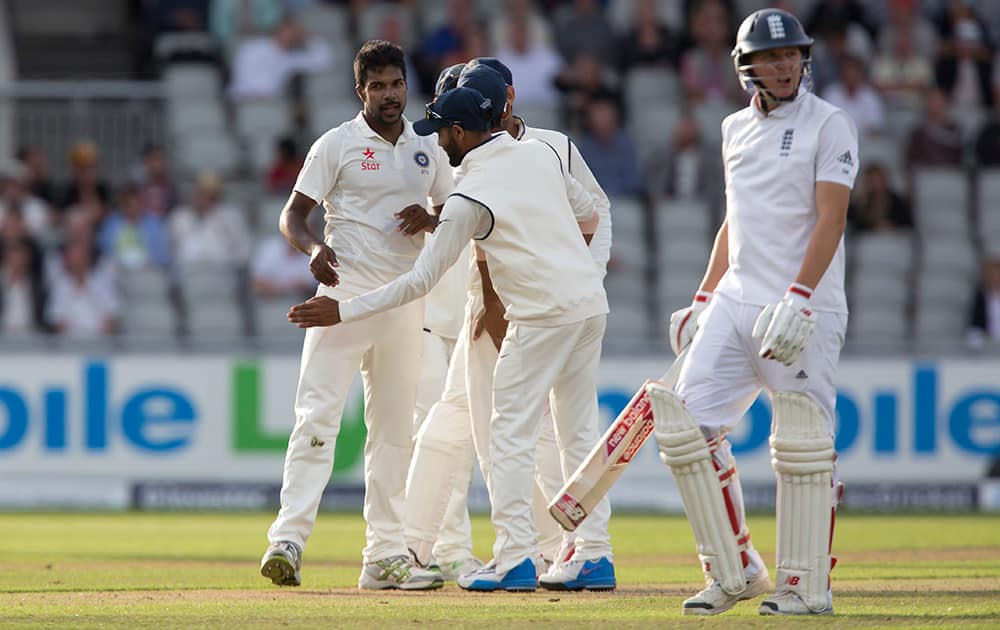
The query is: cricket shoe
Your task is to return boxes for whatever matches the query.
[682,571,772,615]
[260,541,302,586]
[759,590,834,616]
[539,556,616,591]
[457,557,538,592]
[359,555,444,590]
[437,555,485,581]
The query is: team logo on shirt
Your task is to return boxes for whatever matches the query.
[362,147,380,171]
[837,150,854,167]
[414,150,430,174]
[780,129,794,157]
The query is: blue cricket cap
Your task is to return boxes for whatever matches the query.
[465,57,513,86]
[456,66,507,126]
[413,86,494,136]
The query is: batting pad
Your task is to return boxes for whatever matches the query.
[647,382,745,596]
[770,392,836,612]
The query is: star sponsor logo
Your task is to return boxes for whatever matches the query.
[362,147,380,171]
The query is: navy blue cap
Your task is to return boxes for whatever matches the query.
[413,86,494,136]
[465,57,513,86]
[434,63,465,98]
[456,66,507,126]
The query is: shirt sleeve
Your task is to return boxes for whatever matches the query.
[339,195,490,323]
[815,110,860,189]
[564,167,598,223]
[293,131,342,204]
[568,139,612,271]
[428,144,455,207]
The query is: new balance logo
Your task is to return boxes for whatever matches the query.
[795,370,808,380]
[837,150,854,166]
[767,14,786,39]
[780,129,794,156]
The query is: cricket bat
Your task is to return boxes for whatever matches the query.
[548,346,689,531]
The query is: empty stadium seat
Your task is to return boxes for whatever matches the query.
[912,168,970,237]
[163,63,221,100]
[852,232,914,275]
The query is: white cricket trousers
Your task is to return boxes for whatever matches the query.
[408,329,476,564]
[267,291,424,563]
[491,315,612,574]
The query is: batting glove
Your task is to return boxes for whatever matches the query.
[752,283,816,366]
[669,291,712,356]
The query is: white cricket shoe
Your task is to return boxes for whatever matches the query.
[759,590,834,616]
[359,555,444,590]
[539,556,616,591]
[682,571,772,615]
[437,556,485,581]
[260,541,302,586]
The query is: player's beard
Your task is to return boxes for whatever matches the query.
[376,99,404,126]
[442,136,466,167]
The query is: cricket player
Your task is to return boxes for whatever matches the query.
[259,40,453,591]
[287,83,610,592]
[404,59,616,590]
[646,9,857,616]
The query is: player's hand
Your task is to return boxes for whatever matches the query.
[395,204,438,235]
[668,291,712,356]
[288,296,341,327]
[752,284,816,366]
[473,298,508,351]
[309,243,339,286]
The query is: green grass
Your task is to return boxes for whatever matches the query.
[0,512,998,628]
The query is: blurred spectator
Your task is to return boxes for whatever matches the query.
[967,258,1000,348]
[934,0,995,110]
[251,235,314,298]
[847,164,914,233]
[0,237,47,335]
[576,97,643,198]
[267,137,304,195]
[98,184,172,271]
[905,88,965,169]
[169,171,252,267]
[15,146,56,205]
[228,15,333,100]
[147,0,210,35]
[46,239,119,338]
[497,14,562,107]
[133,145,178,217]
[805,0,877,42]
[58,140,111,211]
[0,162,50,241]
[822,55,886,140]
[420,0,474,74]
[878,0,937,57]
[491,0,553,57]
[872,18,935,109]
[554,0,617,66]
[618,0,680,71]
[975,87,1000,165]
[679,0,742,107]
[210,0,283,55]
[556,52,620,132]
[646,113,720,201]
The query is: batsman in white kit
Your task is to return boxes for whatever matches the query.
[287,84,611,592]
[646,9,858,616]
[259,40,453,590]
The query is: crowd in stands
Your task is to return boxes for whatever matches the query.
[8,0,1000,351]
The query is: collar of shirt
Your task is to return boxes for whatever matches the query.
[752,86,808,119]
[353,111,416,145]
[513,115,528,140]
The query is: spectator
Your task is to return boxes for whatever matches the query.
[805,0,877,43]
[98,184,172,270]
[905,88,965,170]
[496,14,563,107]
[46,238,119,338]
[420,0,474,76]
[847,163,914,233]
[0,237,46,335]
[58,140,111,211]
[679,0,742,107]
[491,0,553,58]
[646,113,721,202]
[555,52,620,132]
[976,86,1000,165]
[228,15,333,101]
[822,54,886,140]
[618,0,680,71]
[554,0,617,66]
[147,0,210,35]
[169,170,251,267]
[878,0,937,57]
[967,257,1000,348]
[934,0,995,110]
[872,17,935,109]
[251,234,314,299]
[0,162,50,242]
[267,137,304,195]
[133,145,178,217]
[15,146,56,205]
[209,0,283,55]
[576,97,643,198]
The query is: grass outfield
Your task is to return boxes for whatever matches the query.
[0,512,998,628]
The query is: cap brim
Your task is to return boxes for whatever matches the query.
[413,118,448,136]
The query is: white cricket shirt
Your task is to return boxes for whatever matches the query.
[715,90,859,313]
[293,112,454,295]
[339,133,608,327]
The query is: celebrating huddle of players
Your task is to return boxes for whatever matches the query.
[257,8,858,618]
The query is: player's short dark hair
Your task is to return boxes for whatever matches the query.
[354,40,407,88]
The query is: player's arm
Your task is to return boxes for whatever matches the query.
[564,168,598,244]
[288,196,487,327]
[794,182,850,289]
[396,203,445,235]
[568,138,612,267]
[473,246,507,350]
[698,219,730,293]
[279,191,339,287]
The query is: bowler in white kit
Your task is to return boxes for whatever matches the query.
[646,9,858,616]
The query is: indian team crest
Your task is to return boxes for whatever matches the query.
[414,150,430,174]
